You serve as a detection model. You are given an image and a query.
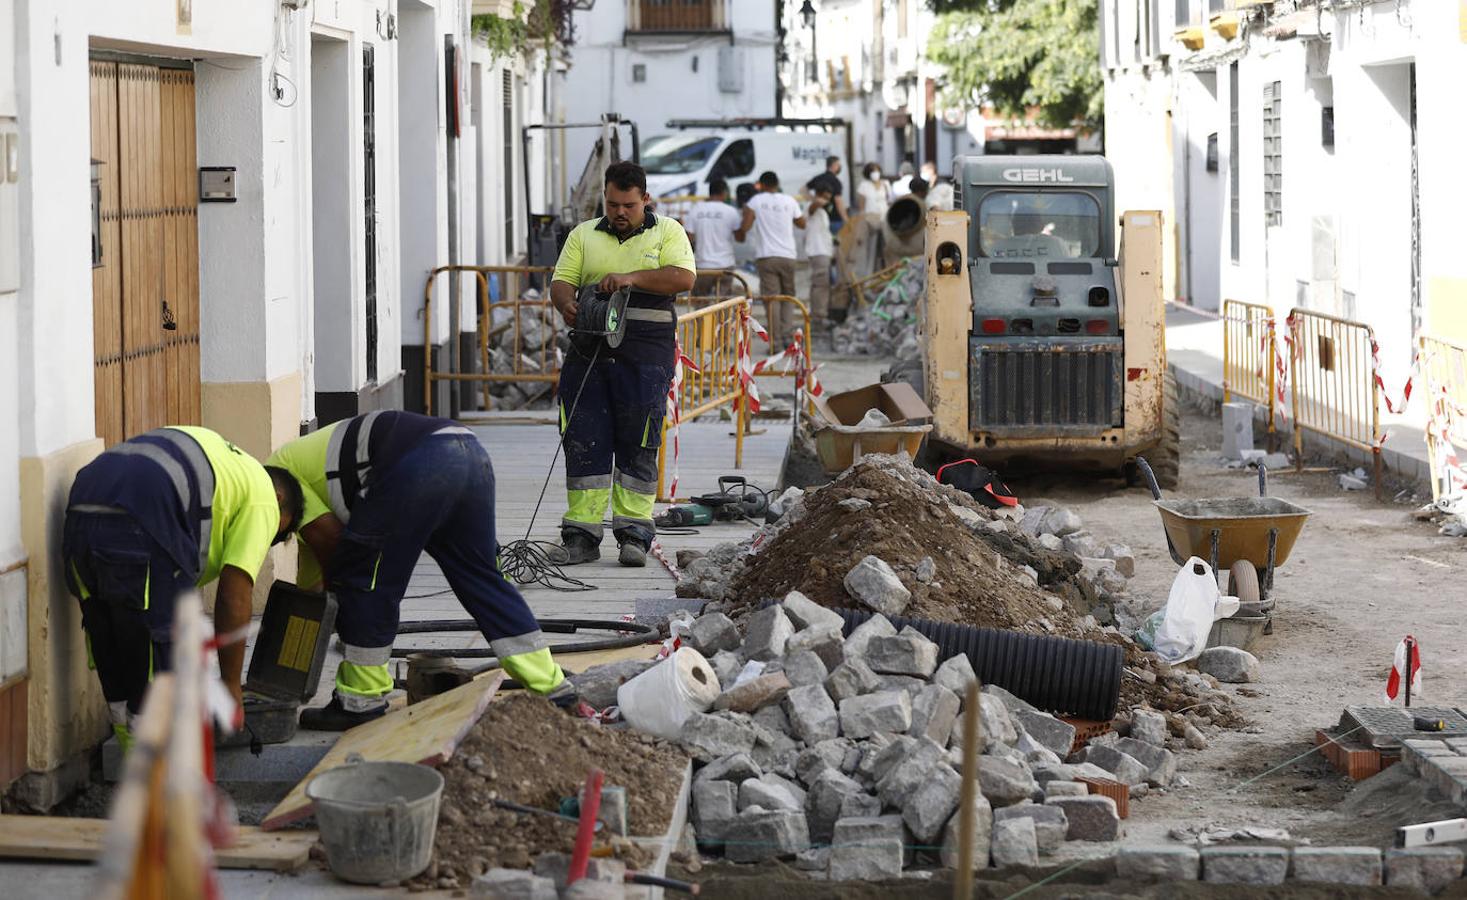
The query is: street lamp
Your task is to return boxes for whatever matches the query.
[799,1,817,86]
[799,0,816,30]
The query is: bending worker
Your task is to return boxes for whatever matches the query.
[548,161,696,567]
[268,410,567,729]
[63,427,303,749]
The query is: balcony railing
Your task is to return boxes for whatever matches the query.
[628,0,726,33]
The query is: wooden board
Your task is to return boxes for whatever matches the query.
[261,671,506,831]
[0,816,316,871]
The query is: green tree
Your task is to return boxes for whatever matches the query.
[928,0,1102,129]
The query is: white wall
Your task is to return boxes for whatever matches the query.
[311,35,359,394]
[398,0,448,347]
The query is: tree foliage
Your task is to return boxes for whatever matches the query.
[928,0,1102,129]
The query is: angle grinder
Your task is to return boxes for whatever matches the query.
[655,476,769,527]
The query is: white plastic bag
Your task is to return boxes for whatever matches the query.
[1134,557,1241,663]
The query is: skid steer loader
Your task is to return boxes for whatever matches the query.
[919,156,1180,486]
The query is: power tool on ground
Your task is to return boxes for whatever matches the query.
[655,476,769,527]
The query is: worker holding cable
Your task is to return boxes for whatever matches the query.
[267,411,569,730]
[548,161,697,567]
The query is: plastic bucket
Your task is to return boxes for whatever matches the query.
[306,756,445,884]
[616,647,721,740]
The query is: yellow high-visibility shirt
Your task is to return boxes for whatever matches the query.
[552,211,696,289]
[169,426,278,585]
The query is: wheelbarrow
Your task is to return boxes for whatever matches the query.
[1135,457,1311,613]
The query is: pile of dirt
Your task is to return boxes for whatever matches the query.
[408,693,689,890]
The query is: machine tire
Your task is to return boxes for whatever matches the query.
[1228,560,1261,605]
[1149,370,1183,489]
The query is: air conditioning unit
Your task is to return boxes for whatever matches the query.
[717,46,744,93]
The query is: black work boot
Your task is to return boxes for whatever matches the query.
[547,532,600,566]
[617,540,648,568]
[298,695,388,732]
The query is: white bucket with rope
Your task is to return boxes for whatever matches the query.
[616,646,721,740]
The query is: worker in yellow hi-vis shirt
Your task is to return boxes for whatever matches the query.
[62,427,304,750]
[547,161,696,568]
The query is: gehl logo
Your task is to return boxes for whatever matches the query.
[1001,168,1075,183]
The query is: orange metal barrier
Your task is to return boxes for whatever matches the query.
[1222,300,1278,447]
[1288,309,1382,490]
[1419,333,1467,500]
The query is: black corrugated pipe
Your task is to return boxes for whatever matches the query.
[835,609,1123,721]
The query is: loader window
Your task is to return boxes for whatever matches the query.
[979,191,1101,260]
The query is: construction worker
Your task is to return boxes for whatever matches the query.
[686,178,751,297]
[62,427,304,750]
[267,411,567,729]
[740,170,806,346]
[548,161,697,567]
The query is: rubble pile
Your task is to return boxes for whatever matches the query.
[829,306,917,358]
[675,593,1185,878]
[1414,494,1467,538]
[485,295,565,411]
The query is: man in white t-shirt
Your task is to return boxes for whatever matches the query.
[804,180,835,331]
[685,178,751,296]
[738,170,805,345]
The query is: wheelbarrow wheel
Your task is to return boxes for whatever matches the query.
[1148,371,1182,489]
[1228,560,1261,605]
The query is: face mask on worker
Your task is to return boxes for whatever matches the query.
[869,171,882,182]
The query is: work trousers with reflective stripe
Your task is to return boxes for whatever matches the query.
[330,432,563,709]
[63,509,197,748]
[558,349,671,550]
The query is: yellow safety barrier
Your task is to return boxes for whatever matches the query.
[1288,309,1382,491]
[656,296,753,501]
[1419,333,1467,500]
[689,268,754,301]
[1221,300,1277,447]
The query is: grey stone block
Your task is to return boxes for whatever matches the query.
[533,855,626,893]
[777,649,830,688]
[860,733,916,784]
[826,658,884,702]
[978,756,1040,807]
[569,659,658,710]
[993,803,1068,854]
[909,683,961,746]
[795,847,830,871]
[742,605,796,662]
[1113,737,1177,786]
[939,794,993,869]
[828,815,905,881]
[781,591,845,632]
[724,809,812,862]
[1044,780,1089,798]
[979,692,1019,747]
[784,625,845,670]
[840,690,914,739]
[866,634,939,678]
[783,683,839,745]
[1080,744,1150,787]
[1202,846,1290,885]
[845,613,896,661]
[1384,847,1464,893]
[1102,543,1136,577]
[983,684,1038,716]
[1044,795,1120,841]
[807,768,868,842]
[685,612,741,656]
[1010,708,1076,758]
[1290,847,1382,886]
[932,653,978,700]
[1039,507,1082,537]
[1130,709,1168,747]
[876,737,949,807]
[991,817,1039,867]
[796,738,855,786]
[697,752,762,784]
[680,712,759,762]
[739,776,803,813]
[692,778,739,844]
[844,555,912,615]
[709,651,743,692]
[1196,646,1261,683]
[902,760,962,842]
[714,671,793,713]
[471,867,558,899]
[752,704,791,739]
[880,674,928,696]
[839,791,883,819]
[1222,401,1256,459]
[1116,845,1200,882]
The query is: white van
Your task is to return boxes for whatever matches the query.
[641,130,848,204]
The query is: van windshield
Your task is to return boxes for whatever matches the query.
[641,135,722,175]
[978,191,1101,259]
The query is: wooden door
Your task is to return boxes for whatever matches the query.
[89,60,201,446]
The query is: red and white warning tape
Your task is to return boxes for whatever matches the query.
[663,342,700,499]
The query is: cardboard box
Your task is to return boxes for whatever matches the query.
[812,381,933,428]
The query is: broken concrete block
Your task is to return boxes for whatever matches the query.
[714,671,793,714]
[915,556,937,583]
[680,712,760,762]
[876,737,948,807]
[696,752,762,785]
[533,856,626,896]
[784,624,845,670]
[1043,781,1088,799]
[978,756,1040,807]
[879,674,928,696]
[991,817,1039,867]
[471,867,558,899]
[1112,737,1177,786]
[776,650,829,689]
[742,605,796,662]
[860,733,916,784]
[794,847,829,872]
[1116,845,1200,882]
[750,725,800,777]
[979,693,1019,748]
[837,497,873,513]
[796,739,855,786]
[1062,531,1100,559]
[1045,795,1120,841]
[993,803,1068,853]
[752,704,791,738]
[738,776,803,813]
[908,683,961,746]
[828,815,905,881]
[866,634,939,678]
[826,658,883,702]
[843,556,912,616]
[781,591,846,632]
[932,653,978,699]
[692,778,738,844]
[1040,507,1083,537]
[1222,401,1255,459]
[839,791,882,819]
[1290,847,1382,886]
[783,684,839,745]
[983,683,1038,715]
[569,659,657,710]
[1010,708,1076,759]
[1019,506,1050,536]
[902,760,962,842]
[839,690,913,740]
[1339,472,1369,491]
[1201,846,1290,885]
[806,768,868,842]
[724,809,811,862]
[685,612,741,656]
[939,794,993,869]
[1197,646,1261,683]
[1101,543,1136,578]
[1130,709,1168,748]
[1080,744,1149,787]
[1036,533,1064,552]
[845,613,897,660]
[708,651,743,692]
[1384,847,1464,893]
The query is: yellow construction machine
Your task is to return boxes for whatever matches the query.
[919,155,1180,486]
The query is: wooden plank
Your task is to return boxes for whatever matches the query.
[261,671,506,831]
[0,816,315,871]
